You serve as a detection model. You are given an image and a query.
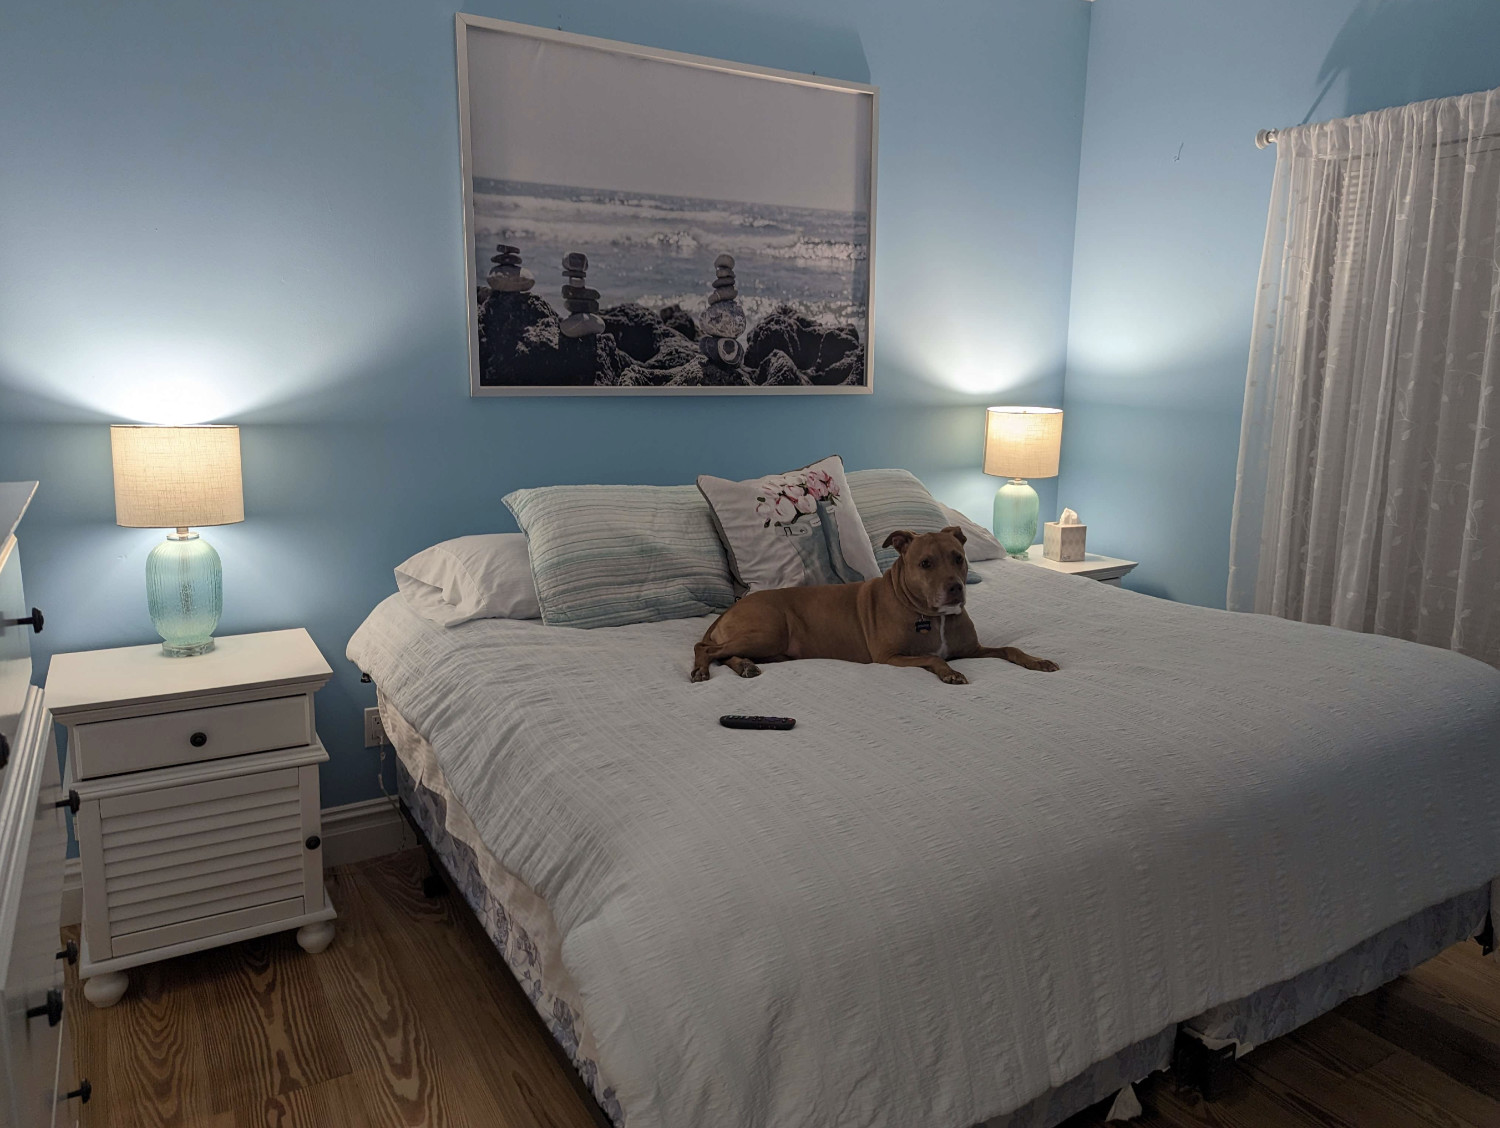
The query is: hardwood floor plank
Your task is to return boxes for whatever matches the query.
[236,1069,380,1128]
[311,865,474,1127]
[196,930,352,1114]
[1342,972,1500,1101]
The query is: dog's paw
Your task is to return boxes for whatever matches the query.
[736,664,762,679]
[690,667,711,683]
[941,670,969,685]
[1029,659,1060,672]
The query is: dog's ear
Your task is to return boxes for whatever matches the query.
[941,524,967,545]
[882,530,916,555]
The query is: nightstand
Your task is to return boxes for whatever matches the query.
[1018,544,1138,586]
[46,629,336,1008]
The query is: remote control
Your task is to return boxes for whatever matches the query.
[720,714,796,731]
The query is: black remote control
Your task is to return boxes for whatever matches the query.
[720,715,796,731]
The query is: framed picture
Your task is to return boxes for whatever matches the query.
[456,14,878,395]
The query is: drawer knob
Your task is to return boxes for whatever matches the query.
[305,835,321,850]
[189,731,208,747]
[64,1080,92,1105]
[26,988,62,1026]
[2,606,43,634]
[55,790,80,815]
[56,939,78,965]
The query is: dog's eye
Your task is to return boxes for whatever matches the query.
[952,553,962,565]
[919,558,933,569]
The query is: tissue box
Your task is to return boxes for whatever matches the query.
[1044,521,1086,562]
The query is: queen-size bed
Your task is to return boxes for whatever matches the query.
[347,552,1500,1128]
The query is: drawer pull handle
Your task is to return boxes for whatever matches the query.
[3,606,43,634]
[190,731,208,747]
[56,939,78,965]
[55,789,80,815]
[63,1080,92,1105]
[26,988,62,1026]
[0,733,7,770]
[306,835,321,850]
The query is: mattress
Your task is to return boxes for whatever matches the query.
[348,559,1500,1128]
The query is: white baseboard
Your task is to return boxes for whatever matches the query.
[60,796,410,928]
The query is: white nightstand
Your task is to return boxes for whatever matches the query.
[46,629,337,1008]
[1017,544,1139,586]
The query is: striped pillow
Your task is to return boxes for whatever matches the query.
[503,485,735,629]
[847,469,1000,572]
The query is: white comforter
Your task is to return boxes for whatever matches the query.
[347,562,1500,1128]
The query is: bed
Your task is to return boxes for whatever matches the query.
[347,558,1500,1128]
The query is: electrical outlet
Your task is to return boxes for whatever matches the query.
[364,707,389,747]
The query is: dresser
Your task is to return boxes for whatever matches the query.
[0,482,83,1128]
[46,630,336,1009]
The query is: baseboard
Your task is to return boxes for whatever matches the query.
[60,796,410,927]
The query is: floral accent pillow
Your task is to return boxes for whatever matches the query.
[697,456,881,593]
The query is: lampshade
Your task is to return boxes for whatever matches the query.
[983,407,1062,479]
[111,425,244,529]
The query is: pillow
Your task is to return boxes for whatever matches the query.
[937,503,1006,562]
[845,469,1004,573]
[504,484,735,629]
[697,455,880,592]
[395,533,541,625]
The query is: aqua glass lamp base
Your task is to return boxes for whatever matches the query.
[993,478,1040,558]
[145,529,223,657]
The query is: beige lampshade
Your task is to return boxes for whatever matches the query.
[111,425,245,529]
[983,407,1063,479]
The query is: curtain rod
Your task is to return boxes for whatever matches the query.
[1256,129,1279,149]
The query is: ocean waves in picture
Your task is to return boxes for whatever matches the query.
[472,179,869,337]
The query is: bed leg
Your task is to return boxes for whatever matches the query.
[396,799,449,899]
[1172,1029,1236,1102]
[422,865,448,899]
[1477,912,1495,956]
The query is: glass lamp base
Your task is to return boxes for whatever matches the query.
[993,479,1040,558]
[146,530,222,657]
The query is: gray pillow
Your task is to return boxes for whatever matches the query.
[846,468,1000,574]
[503,485,734,628]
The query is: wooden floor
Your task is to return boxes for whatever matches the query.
[68,850,1500,1128]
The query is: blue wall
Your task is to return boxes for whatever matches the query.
[0,0,1092,810]
[1059,0,1500,608]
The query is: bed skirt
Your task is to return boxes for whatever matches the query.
[384,695,1489,1128]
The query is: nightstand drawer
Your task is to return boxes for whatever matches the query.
[78,764,321,961]
[70,693,313,778]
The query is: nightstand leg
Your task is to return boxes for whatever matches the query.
[82,971,128,1008]
[296,920,335,955]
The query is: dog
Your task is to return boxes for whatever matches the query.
[690,526,1059,684]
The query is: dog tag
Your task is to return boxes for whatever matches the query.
[915,618,932,633]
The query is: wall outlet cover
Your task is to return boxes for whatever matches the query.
[363,706,389,747]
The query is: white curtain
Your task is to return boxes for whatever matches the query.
[1228,87,1500,668]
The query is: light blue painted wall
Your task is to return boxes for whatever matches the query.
[0,1,1092,812]
[1059,0,1500,607]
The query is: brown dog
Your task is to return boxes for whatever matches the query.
[690,526,1058,684]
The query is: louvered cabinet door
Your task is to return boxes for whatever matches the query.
[77,765,321,962]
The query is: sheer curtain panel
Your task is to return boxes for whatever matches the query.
[1229,87,1500,667]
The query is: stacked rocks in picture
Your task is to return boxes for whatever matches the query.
[698,253,747,367]
[486,244,534,292]
[559,252,605,338]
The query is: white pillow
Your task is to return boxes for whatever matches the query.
[938,503,1006,561]
[395,534,541,626]
[697,455,881,592]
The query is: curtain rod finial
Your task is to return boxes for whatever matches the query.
[1256,128,1278,149]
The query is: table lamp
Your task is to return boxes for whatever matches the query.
[983,406,1062,558]
[111,424,244,656]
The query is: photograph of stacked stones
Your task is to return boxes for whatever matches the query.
[460,21,875,394]
[476,244,866,389]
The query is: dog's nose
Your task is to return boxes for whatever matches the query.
[946,580,964,601]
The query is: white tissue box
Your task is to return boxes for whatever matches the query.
[1044,521,1086,562]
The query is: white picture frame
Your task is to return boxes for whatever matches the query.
[456,14,878,396]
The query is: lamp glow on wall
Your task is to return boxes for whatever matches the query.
[984,406,1062,558]
[111,425,244,656]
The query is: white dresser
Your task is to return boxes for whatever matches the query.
[0,482,83,1128]
[46,630,337,1009]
